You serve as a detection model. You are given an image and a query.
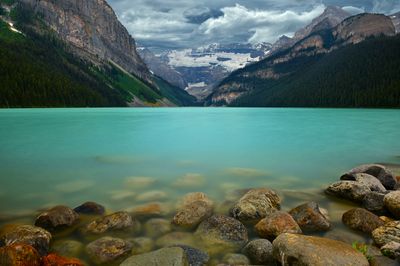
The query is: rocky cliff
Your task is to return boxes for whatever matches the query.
[20,0,152,84]
[391,12,400,34]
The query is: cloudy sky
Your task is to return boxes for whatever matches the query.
[108,0,400,49]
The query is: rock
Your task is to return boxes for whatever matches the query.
[144,218,172,238]
[341,164,397,190]
[323,228,367,245]
[372,221,400,247]
[222,253,250,265]
[362,192,387,215]
[255,211,302,240]
[173,193,214,228]
[325,181,371,202]
[0,243,41,266]
[380,216,394,224]
[74,202,105,215]
[51,239,83,258]
[128,237,154,255]
[289,202,331,232]
[384,191,400,218]
[370,255,399,266]
[195,215,248,254]
[173,173,205,188]
[341,173,387,193]
[172,245,209,266]
[0,225,52,256]
[42,253,84,266]
[35,205,79,232]
[230,188,281,223]
[124,176,156,188]
[131,203,171,217]
[342,208,384,234]
[86,237,132,265]
[136,191,167,202]
[156,232,196,248]
[272,233,369,266]
[177,192,213,208]
[242,239,274,265]
[120,247,189,266]
[85,211,137,234]
[381,241,400,259]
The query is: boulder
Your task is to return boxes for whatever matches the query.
[272,233,369,266]
[242,239,274,265]
[372,221,400,247]
[195,215,248,254]
[341,164,396,190]
[74,202,105,215]
[42,253,84,266]
[230,188,281,223]
[381,241,400,259]
[370,255,399,266]
[156,232,196,248]
[289,202,331,232]
[35,205,79,232]
[0,225,52,255]
[341,173,386,193]
[129,237,154,255]
[222,253,250,265]
[325,181,371,202]
[342,208,385,234]
[362,192,387,215]
[120,247,189,266]
[173,193,214,228]
[0,243,41,266]
[85,211,137,234]
[144,218,172,237]
[86,237,132,264]
[173,245,209,266]
[384,191,400,218]
[255,211,302,240]
[51,239,84,258]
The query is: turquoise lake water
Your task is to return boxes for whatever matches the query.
[0,108,400,218]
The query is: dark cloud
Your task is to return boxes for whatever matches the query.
[184,7,224,24]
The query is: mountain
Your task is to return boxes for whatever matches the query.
[207,13,397,107]
[391,12,400,33]
[0,0,196,107]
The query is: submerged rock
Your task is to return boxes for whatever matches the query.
[363,192,387,215]
[173,173,205,188]
[156,232,196,248]
[384,191,400,218]
[129,237,154,255]
[381,241,400,259]
[325,181,371,202]
[372,221,400,247]
[272,233,369,266]
[120,247,189,266]
[341,164,397,190]
[42,253,84,266]
[74,202,105,215]
[0,225,52,256]
[86,237,132,264]
[0,243,42,266]
[144,218,172,238]
[242,239,274,265]
[35,205,79,232]
[289,202,331,232]
[342,208,384,234]
[136,191,167,202]
[172,245,209,266]
[370,255,399,266]
[255,211,302,240]
[85,211,137,234]
[341,173,387,193]
[230,188,281,223]
[222,253,250,265]
[51,239,84,258]
[131,203,171,217]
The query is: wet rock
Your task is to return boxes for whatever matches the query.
[128,237,154,255]
[131,203,171,217]
[255,211,302,240]
[86,236,132,264]
[85,211,137,234]
[222,253,250,265]
[372,221,400,247]
[362,192,387,215]
[144,218,172,238]
[35,206,79,232]
[51,239,84,258]
[341,164,397,190]
[195,215,248,254]
[323,228,367,245]
[384,191,400,218]
[42,253,84,266]
[289,202,331,232]
[0,243,41,266]
[177,192,213,208]
[230,188,281,223]
[381,241,400,259]
[124,176,156,189]
[173,173,205,188]
[380,216,394,224]
[242,239,274,265]
[0,225,52,256]
[172,245,209,266]
[121,247,189,266]
[74,202,105,215]
[342,208,385,234]
[341,173,387,193]
[325,181,371,202]
[136,191,167,202]
[370,255,399,266]
[272,233,369,266]
[156,232,196,248]
[173,192,214,228]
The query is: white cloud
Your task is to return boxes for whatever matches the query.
[342,6,365,15]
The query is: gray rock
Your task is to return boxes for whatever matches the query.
[144,218,172,238]
[363,192,388,215]
[272,233,369,266]
[129,237,154,255]
[370,255,399,266]
[120,247,189,266]
[384,191,400,218]
[342,208,385,234]
[255,211,302,241]
[341,164,397,190]
[289,202,331,232]
[86,236,132,264]
[372,221,400,247]
[222,253,250,265]
[173,245,209,266]
[230,188,281,223]
[381,241,400,259]
[85,211,137,234]
[325,181,371,202]
[51,239,84,258]
[35,205,79,232]
[242,239,274,265]
[74,202,105,215]
[341,173,387,193]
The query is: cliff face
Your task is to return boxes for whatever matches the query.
[391,12,400,34]
[20,0,152,83]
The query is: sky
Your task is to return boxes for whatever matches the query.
[107,0,400,49]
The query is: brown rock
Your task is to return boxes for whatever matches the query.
[144,218,172,238]
[0,243,42,266]
[42,253,84,266]
[325,181,371,202]
[255,211,302,240]
[85,211,137,234]
[86,236,132,264]
[74,202,105,215]
[289,202,331,232]
[35,205,79,232]
[173,193,214,228]
[342,208,384,234]
[384,191,400,218]
[372,221,400,247]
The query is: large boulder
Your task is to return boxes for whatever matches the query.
[384,191,400,218]
[325,181,371,202]
[255,211,302,240]
[362,192,387,215]
[272,233,369,266]
[85,211,138,234]
[372,221,400,247]
[120,247,189,266]
[289,202,331,232]
[342,208,385,234]
[35,205,79,232]
[0,243,42,266]
[74,202,105,215]
[341,173,386,193]
[341,164,396,190]
[195,215,248,254]
[230,188,281,223]
[242,239,274,265]
[86,237,132,264]
[0,225,52,255]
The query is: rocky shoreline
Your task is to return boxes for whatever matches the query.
[1,164,400,265]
